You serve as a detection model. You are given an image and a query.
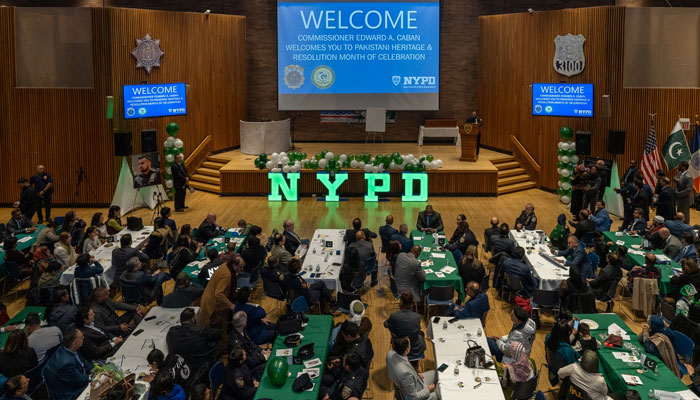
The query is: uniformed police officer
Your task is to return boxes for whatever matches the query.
[321,352,368,400]
[222,347,258,400]
[228,311,269,379]
[514,203,538,230]
[331,320,374,369]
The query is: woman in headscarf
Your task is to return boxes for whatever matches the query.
[550,214,570,251]
[640,315,680,377]
[500,341,534,400]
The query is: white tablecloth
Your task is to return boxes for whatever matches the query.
[78,306,199,400]
[428,317,505,400]
[418,126,460,146]
[240,119,291,155]
[60,227,153,286]
[302,229,346,290]
[509,230,568,291]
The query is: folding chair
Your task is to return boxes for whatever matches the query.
[425,285,454,320]
[512,370,539,400]
[531,289,559,320]
[291,296,310,313]
[595,279,619,313]
[659,300,676,324]
[502,273,523,309]
[208,361,226,399]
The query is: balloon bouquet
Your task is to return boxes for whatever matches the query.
[254,151,443,172]
[556,126,579,204]
[163,122,184,199]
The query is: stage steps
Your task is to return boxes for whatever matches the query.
[492,155,537,195]
[189,155,227,194]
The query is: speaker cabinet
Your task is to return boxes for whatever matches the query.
[575,131,591,155]
[141,129,157,153]
[114,132,132,156]
[608,130,626,154]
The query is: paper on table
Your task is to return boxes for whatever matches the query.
[656,254,671,263]
[424,269,434,274]
[304,358,322,368]
[615,232,624,236]
[607,323,630,340]
[616,240,625,246]
[676,390,700,400]
[423,247,431,253]
[302,368,320,379]
[654,390,681,400]
[17,236,32,243]
[431,253,446,259]
[441,266,456,274]
[628,250,645,256]
[212,237,223,243]
[276,349,292,357]
[621,374,642,385]
[435,272,445,278]
[413,237,423,241]
[421,261,433,267]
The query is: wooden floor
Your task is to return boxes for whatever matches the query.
[2,189,694,398]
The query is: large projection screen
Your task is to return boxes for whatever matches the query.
[278,0,440,111]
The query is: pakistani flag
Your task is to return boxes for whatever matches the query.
[662,121,691,169]
[603,160,625,217]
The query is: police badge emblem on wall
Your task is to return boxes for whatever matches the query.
[553,34,585,77]
[131,33,165,74]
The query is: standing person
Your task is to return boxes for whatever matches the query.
[656,177,676,222]
[200,257,243,329]
[30,165,53,224]
[596,159,609,201]
[570,165,587,219]
[675,161,693,224]
[584,166,602,212]
[171,153,190,212]
[16,177,37,221]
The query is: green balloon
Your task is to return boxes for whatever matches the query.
[427,155,434,162]
[165,173,173,180]
[333,154,339,161]
[311,160,318,169]
[363,153,371,163]
[165,123,180,136]
[165,161,174,167]
[383,159,391,168]
[557,162,566,169]
[557,188,565,195]
[267,357,289,387]
[566,149,575,157]
[328,159,336,168]
[392,152,400,158]
[558,149,566,156]
[347,154,354,161]
[394,156,403,165]
[334,164,341,173]
[559,126,573,140]
[259,153,267,161]
[419,156,425,163]
[406,164,414,172]
[559,176,571,182]
[166,188,175,198]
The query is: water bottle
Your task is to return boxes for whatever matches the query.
[647,389,655,400]
[477,328,482,337]
[453,365,459,375]
[443,320,448,330]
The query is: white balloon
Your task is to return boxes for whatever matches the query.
[561,142,570,151]
[271,152,279,159]
[560,168,571,177]
[279,152,287,158]
[558,181,563,188]
[165,180,173,188]
[339,154,347,162]
[165,167,172,174]
[318,159,327,168]
[570,143,576,151]
[281,156,290,165]
[560,195,571,204]
[436,159,443,167]
[557,168,562,175]
[562,182,571,190]
[358,161,365,168]
[364,164,372,172]
[165,154,174,163]
[265,161,273,169]
[561,156,570,163]
[165,137,176,147]
[389,161,396,170]
[174,139,184,148]
[558,155,563,162]
[372,166,379,173]
[350,160,358,168]
[325,152,334,160]
[570,155,579,163]
[270,154,280,164]
[378,165,384,172]
[282,165,290,173]
[557,142,564,149]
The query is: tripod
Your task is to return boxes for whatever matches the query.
[72,166,97,210]
[151,191,164,225]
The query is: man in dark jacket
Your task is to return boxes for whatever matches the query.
[490,223,516,257]
[484,217,500,252]
[416,205,444,233]
[501,247,539,298]
[6,208,37,235]
[162,275,204,308]
[331,320,374,369]
[76,306,123,361]
[656,177,676,222]
[570,209,596,240]
[588,253,622,307]
[558,235,594,279]
[378,215,398,252]
[111,234,149,284]
[197,213,224,243]
[90,286,143,337]
[171,153,190,212]
[16,177,37,221]
[241,236,267,274]
[514,204,537,230]
[447,281,490,320]
[228,311,270,375]
[282,219,308,254]
[390,224,413,253]
[344,218,378,245]
[44,329,93,399]
[167,308,221,372]
[119,257,170,305]
[384,292,425,359]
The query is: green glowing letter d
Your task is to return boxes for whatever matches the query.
[402,172,428,202]
[364,173,390,202]
[268,172,300,201]
[316,172,348,202]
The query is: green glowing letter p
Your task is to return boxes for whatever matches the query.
[268,172,300,201]
[364,173,390,202]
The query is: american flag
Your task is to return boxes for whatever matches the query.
[640,121,661,187]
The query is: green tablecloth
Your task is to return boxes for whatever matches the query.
[254,315,333,400]
[574,313,687,395]
[0,224,48,267]
[411,230,465,302]
[182,232,247,284]
[0,306,46,348]
[603,231,678,295]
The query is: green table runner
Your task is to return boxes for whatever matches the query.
[254,315,333,400]
[0,224,48,267]
[0,306,46,348]
[574,313,687,395]
[411,230,465,302]
[603,232,678,295]
[182,232,247,284]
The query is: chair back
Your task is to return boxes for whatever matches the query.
[237,274,254,290]
[480,310,489,328]
[388,275,400,299]
[560,377,591,400]
[263,278,285,300]
[337,291,361,313]
[672,329,695,361]
[545,348,567,386]
[120,281,144,305]
[393,383,406,400]
[4,261,20,281]
[208,361,226,397]
[291,296,310,313]
[453,249,464,262]
[606,279,620,302]
[427,285,454,302]
[504,273,523,293]
[480,273,490,292]
[532,289,559,308]
[69,276,106,305]
[25,362,44,395]
[248,260,263,284]
[512,370,539,400]
[329,324,342,352]
[535,391,545,400]
[143,234,164,259]
[351,266,367,290]
[659,300,676,323]
[587,252,599,271]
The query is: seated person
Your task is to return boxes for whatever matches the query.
[393,246,426,302]
[575,323,598,354]
[500,246,538,298]
[384,292,426,360]
[81,226,102,254]
[627,208,647,235]
[675,231,697,263]
[74,253,104,279]
[222,347,259,400]
[671,258,700,298]
[161,275,204,308]
[240,236,267,273]
[386,336,438,400]
[639,315,679,376]
[198,247,226,284]
[283,258,331,313]
[330,320,374,369]
[169,236,200,278]
[196,213,224,243]
[166,308,222,373]
[514,203,537,231]
[38,261,63,288]
[659,228,682,260]
[487,306,536,363]
[236,219,253,236]
[228,311,270,376]
[349,231,378,286]
[390,224,413,253]
[43,329,92,399]
[3,375,31,400]
[490,223,516,257]
[260,255,284,285]
[0,330,37,379]
[378,215,399,251]
[665,212,693,239]
[484,217,500,252]
[344,218,378,245]
[416,205,444,233]
[234,287,276,345]
[499,341,534,395]
[25,312,63,364]
[110,233,149,284]
[90,286,143,336]
[282,219,309,255]
[447,281,490,320]
[147,349,193,392]
[271,233,296,273]
[3,237,34,278]
[557,235,594,280]
[119,256,170,305]
[545,320,579,366]
[628,252,661,292]
[320,351,368,400]
[458,245,485,288]
[6,208,37,236]
[446,220,478,258]
[76,306,124,361]
[106,205,124,235]
[558,350,609,400]
[46,288,78,333]
[148,370,186,400]
[588,253,622,304]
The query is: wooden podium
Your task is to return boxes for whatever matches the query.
[459,123,480,161]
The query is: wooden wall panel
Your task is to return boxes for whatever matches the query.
[0,7,246,205]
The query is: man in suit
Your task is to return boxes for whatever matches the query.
[6,208,37,235]
[416,205,444,233]
[283,219,308,254]
[656,177,676,222]
[665,212,693,239]
[350,231,378,286]
[490,223,516,257]
[393,246,426,301]
[44,329,93,400]
[166,307,221,372]
[30,164,53,224]
[76,306,123,361]
[658,228,682,260]
[570,209,596,240]
[171,153,190,212]
[447,281,490,320]
[675,232,698,263]
[621,160,638,186]
[596,159,610,201]
[483,217,500,252]
[284,258,332,313]
[514,203,537,230]
[90,286,143,337]
[557,235,594,279]
[391,224,413,253]
[111,234,149,284]
[16,177,37,221]
[197,213,224,243]
[630,179,650,221]
[592,201,612,232]
[628,208,648,235]
[384,291,425,360]
[386,336,439,400]
[271,233,296,272]
[344,218,378,245]
[162,276,204,308]
[501,247,538,298]
[378,215,398,253]
[675,161,694,224]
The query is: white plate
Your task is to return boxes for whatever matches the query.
[580,319,599,330]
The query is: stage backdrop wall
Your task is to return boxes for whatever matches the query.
[478,6,700,191]
[0,7,245,205]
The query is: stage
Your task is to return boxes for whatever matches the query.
[215,143,506,196]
